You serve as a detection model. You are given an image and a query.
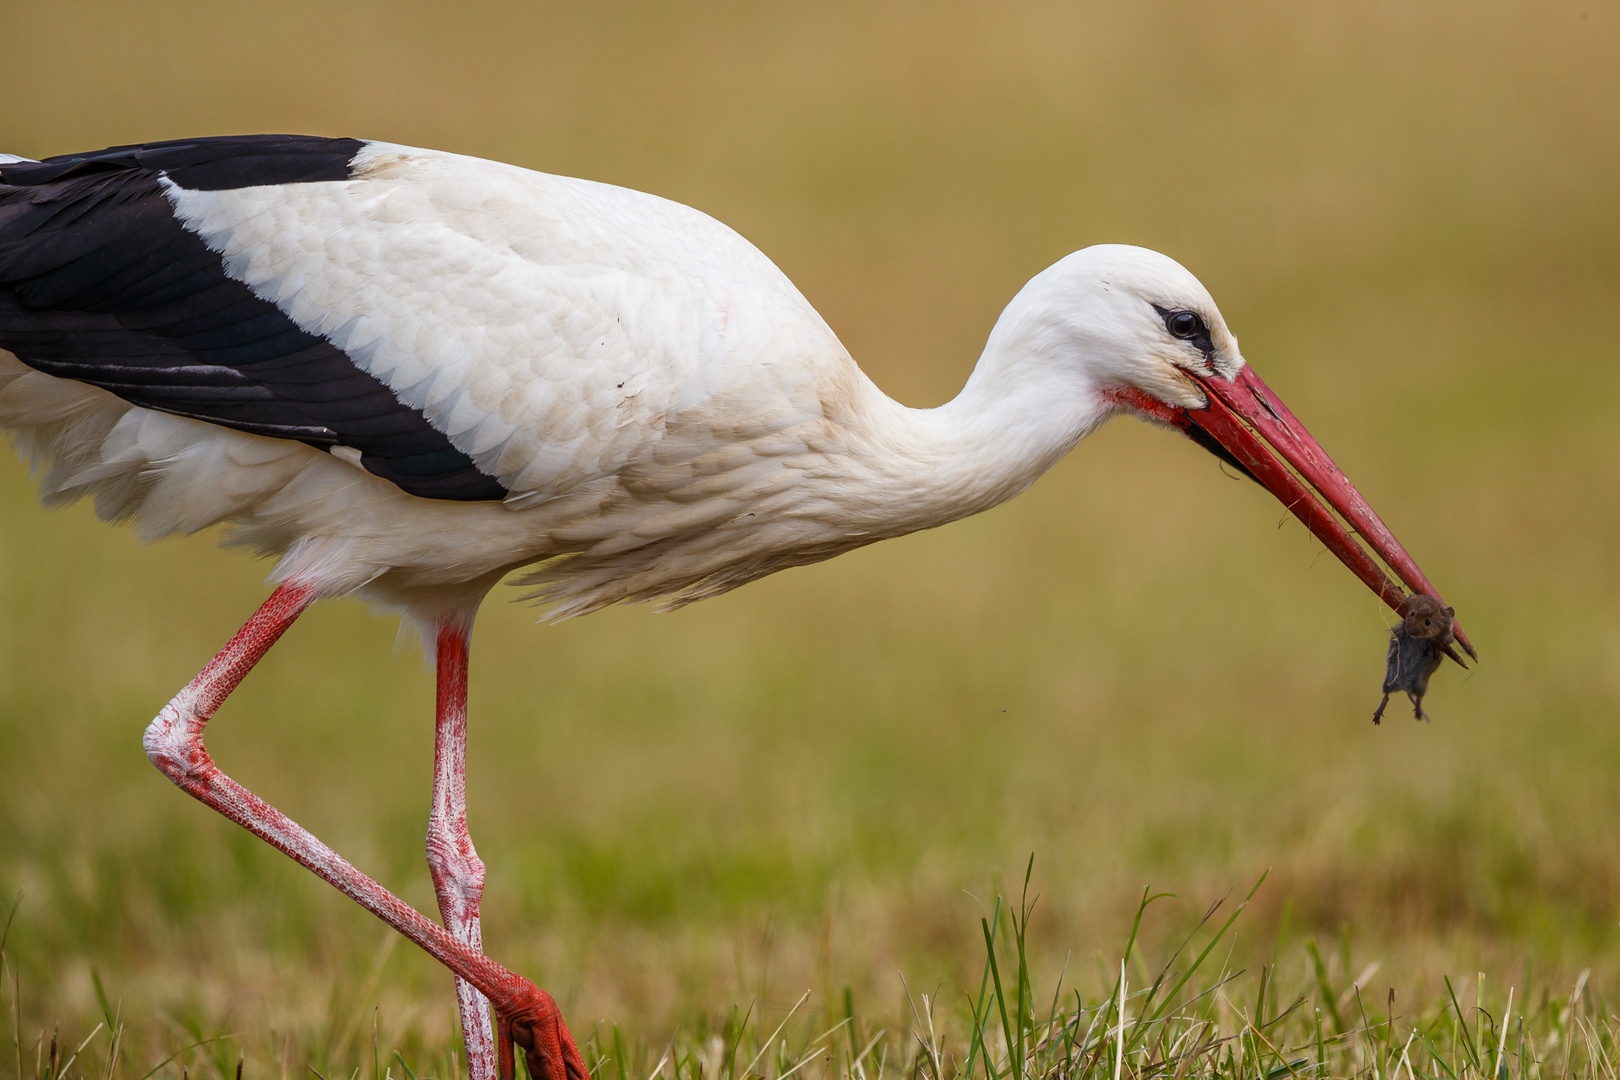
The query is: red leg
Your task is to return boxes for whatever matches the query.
[429,622,496,1080]
[142,584,585,1080]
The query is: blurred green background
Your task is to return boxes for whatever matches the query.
[1,0,1617,1066]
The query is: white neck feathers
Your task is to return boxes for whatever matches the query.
[833,300,1116,538]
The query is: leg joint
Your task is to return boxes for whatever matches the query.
[143,694,210,786]
[426,817,487,890]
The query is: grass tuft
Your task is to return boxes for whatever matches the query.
[2,873,1615,1080]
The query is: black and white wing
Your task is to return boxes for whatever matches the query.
[0,134,842,509]
[0,136,505,500]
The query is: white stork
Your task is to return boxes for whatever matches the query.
[0,135,1471,1080]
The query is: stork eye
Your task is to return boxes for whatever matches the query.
[1166,310,1205,340]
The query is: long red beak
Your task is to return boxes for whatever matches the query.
[1114,366,1475,665]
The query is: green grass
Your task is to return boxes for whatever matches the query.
[2,1,1618,1078]
[4,874,1616,1080]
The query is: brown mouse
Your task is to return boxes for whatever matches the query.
[1372,595,1457,724]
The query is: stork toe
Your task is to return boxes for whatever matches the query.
[495,983,586,1080]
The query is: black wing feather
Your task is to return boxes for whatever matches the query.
[5,135,365,191]
[0,136,507,502]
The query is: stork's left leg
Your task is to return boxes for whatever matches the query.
[143,584,586,1080]
[428,622,497,1080]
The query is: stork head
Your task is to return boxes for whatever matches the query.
[1016,244,1475,660]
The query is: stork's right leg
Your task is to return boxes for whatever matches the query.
[428,621,497,1080]
[142,584,586,1080]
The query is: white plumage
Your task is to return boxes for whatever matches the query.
[0,141,1235,623]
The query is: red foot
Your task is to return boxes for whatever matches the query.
[494,982,586,1080]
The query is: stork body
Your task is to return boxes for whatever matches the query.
[0,136,1469,1080]
[0,136,1109,619]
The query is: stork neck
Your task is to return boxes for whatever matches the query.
[846,340,1112,536]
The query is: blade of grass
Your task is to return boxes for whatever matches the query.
[1014,861,1034,1078]
[1445,977,1482,1072]
[851,1030,886,1075]
[1494,988,1514,1080]
[964,898,1003,1080]
[1061,990,1082,1077]
[774,1021,851,1080]
[725,1000,755,1080]
[1240,1007,1305,1080]
[1315,1009,1326,1074]
[968,997,999,1080]
[1017,861,1043,1080]
[1113,961,1126,1080]
[56,1022,104,1080]
[90,973,117,1045]
[102,1009,124,1080]
[743,991,811,1079]
[1256,965,1269,1038]
[841,989,861,1080]
[982,917,1017,1080]
[1396,1032,1418,1080]
[1072,993,1106,1079]
[1415,1028,1460,1080]
[137,1036,233,1080]
[2,895,19,1080]
[1306,942,1346,1037]
[1044,953,1072,1048]
[900,975,944,1080]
